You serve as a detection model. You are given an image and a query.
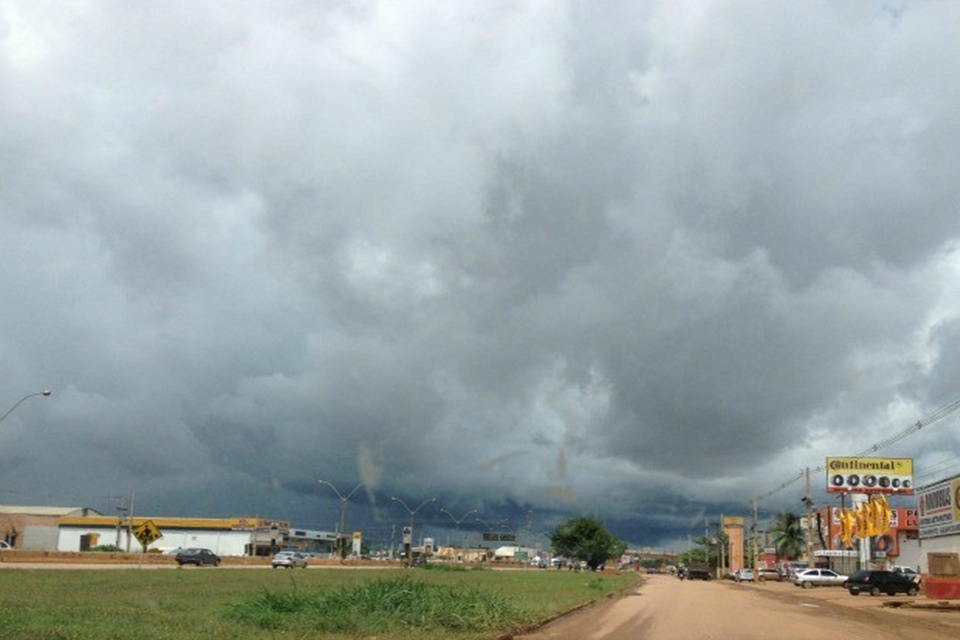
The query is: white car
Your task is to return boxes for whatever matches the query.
[793,568,848,588]
[733,568,754,582]
[271,551,309,568]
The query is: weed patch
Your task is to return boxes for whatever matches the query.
[228,575,534,635]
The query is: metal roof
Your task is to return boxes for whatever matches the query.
[0,506,101,517]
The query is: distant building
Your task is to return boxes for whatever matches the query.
[57,514,293,556]
[1,506,102,550]
[4,506,345,557]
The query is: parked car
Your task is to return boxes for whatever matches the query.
[891,566,922,584]
[175,548,221,567]
[0,541,11,550]
[792,568,848,588]
[684,563,713,580]
[845,570,920,596]
[733,568,754,582]
[271,551,309,568]
[757,568,782,582]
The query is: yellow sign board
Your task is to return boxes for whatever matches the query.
[826,457,914,494]
[133,520,163,547]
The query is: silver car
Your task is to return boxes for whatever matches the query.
[793,568,847,588]
[271,551,309,568]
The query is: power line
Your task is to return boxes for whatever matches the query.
[753,393,960,505]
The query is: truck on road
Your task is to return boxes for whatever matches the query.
[684,563,713,580]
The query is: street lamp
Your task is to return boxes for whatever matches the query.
[391,496,436,566]
[318,479,364,558]
[0,390,52,424]
[439,508,478,562]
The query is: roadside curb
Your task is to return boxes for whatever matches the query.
[498,575,644,640]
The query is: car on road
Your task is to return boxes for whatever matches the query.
[175,548,221,567]
[683,563,713,580]
[271,551,309,568]
[757,568,782,582]
[844,570,920,596]
[793,568,847,588]
[733,568,754,582]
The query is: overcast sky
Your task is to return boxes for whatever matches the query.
[3,0,960,551]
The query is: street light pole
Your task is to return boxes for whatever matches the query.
[439,508,478,562]
[391,496,435,566]
[0,390,52,424]
[318,480,364,558]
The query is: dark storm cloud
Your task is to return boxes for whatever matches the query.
[3,0,960,549]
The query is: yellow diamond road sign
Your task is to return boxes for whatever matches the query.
[134,520,163,547]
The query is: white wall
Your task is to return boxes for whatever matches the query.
[895,531,923,572]
[57,526,254,556]
[914,535,960,573]
[23,524,60,550]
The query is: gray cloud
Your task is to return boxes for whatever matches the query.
[3,0,960,549]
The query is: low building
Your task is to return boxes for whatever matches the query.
[492,545,539,562]
[285,527,341,555]
[1,506,102,550]
[900,473,960,598]
[57,515,292,556]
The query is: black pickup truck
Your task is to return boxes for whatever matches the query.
[684,563,713,580]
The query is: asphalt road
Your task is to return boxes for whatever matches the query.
[515,574,960,640]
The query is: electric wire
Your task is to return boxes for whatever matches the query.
[752,393,960,506]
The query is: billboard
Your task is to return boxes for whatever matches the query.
[918,475,960,539]
[825,457,914,494]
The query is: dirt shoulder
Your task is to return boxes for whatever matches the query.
[734,578,960,633]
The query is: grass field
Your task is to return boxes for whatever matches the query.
[0,566,640,639]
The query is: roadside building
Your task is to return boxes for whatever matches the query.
[285,526,340,555]
[911,473,960,571]
[56,515,293,556]
[435,544,491,563]
[1,506,102,550]
[492,545,539,562]
[898,472,960,599]
[812,504,919,574]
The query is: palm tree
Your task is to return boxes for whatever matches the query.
[768,511,805,561]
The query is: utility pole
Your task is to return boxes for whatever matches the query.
[115,496,127,548]
[804,467,813,566]
[126,490,135,552]
[753,498,761,583]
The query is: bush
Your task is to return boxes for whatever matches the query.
[227,575,532,634]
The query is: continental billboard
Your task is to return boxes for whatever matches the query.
[826,457,914,494]
[918,475,960,539]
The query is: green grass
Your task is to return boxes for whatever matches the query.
[0,567,640,639]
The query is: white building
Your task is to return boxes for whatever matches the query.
[1,506,102,550]
[912,473,960,574]
[57,515,292,556]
